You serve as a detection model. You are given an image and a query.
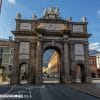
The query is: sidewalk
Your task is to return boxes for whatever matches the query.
[67,83,100,98]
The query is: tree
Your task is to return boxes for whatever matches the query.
[0,65,6,81]
[2,66,6,81]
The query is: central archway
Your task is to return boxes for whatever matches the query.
[42,45,62,84]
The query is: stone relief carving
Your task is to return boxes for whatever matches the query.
[20,23,31,30]
[75,56,85,61]
[75,44,84,55]
[19,42,29,54]
[38,23,65,31]
[19,55,29,59]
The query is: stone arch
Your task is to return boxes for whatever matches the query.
[19,61,29,84]
[43,42,62,54]
[42,42,63,83]
[75,63,86,83]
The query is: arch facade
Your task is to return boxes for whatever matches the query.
[10,8,92,84]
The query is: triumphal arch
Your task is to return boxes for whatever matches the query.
[10,7,92,84]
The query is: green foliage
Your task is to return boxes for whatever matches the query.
[0,65,7,81]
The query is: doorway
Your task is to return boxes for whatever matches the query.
[19,63,28,84]
[42,48,61,84]
[75,64,85,83]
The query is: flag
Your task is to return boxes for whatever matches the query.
[0,0,2,13]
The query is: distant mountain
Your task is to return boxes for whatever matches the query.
[89,50,100,56]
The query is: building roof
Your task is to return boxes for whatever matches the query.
[0,38,14,47]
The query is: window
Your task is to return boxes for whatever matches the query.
[3,48,10,54]
[10,48,14,54]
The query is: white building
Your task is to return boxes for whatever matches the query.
[96,53,100,69]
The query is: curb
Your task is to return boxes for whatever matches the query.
[67,86,100,99]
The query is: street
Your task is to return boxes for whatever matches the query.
[92,79,100,88]
[0,84,99,100]
[43,77,60,84]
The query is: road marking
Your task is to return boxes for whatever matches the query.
[0,85,16,100]
[1,85,46,99]
[29,85,45,89]
[6,85,16,94]
[9,85,32,96]
[17,90,27,93]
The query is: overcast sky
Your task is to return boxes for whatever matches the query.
[0,0,100,51]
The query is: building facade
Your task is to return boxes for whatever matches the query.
[89,56,98,78]
[10,7,92,84]
[96,53,100,77]
[0,39,13,83]
[47,51,60,78]
[43,66,48,74]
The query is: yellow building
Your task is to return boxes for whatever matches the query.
[48,51,60,78]
[43,66,48,74]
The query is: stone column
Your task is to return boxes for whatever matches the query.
[84,43,92,83]
[10,41,19,84]
[28,41,35,84]
[35,39,42,85]
[63,35,71,83]
[69,42,76,83]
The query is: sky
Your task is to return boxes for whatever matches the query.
[0,0,100,51]
[43,49,54,66]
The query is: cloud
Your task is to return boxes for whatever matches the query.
[8,0,16,4]
[97,10,100,18]
[89,42,100,51]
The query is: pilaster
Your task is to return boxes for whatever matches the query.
[63,35,71,83]
[69,42,76,83]
[35,37,43,85]
[28,41,35,84]
[10,41,20,84]
[84,43,92,83]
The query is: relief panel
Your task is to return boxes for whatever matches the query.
[73,25,83,32]
[19,55,29,59]
[38,23,65,31]
[75,56,85,61]
[75,44,84,55]
[20,23,31,30]
[19,42,29,54]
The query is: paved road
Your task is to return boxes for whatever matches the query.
[96,83,100,88]
[43,77,60,84]
[0,84,99,100]
[92,79,100,88]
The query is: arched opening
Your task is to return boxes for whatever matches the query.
[75,64,85,83]
[42,47,61,84]
[19,63,28,84]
